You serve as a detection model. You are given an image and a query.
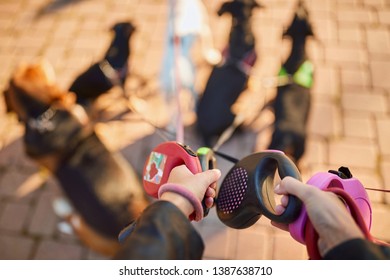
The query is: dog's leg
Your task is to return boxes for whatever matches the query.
[53,197,121,257]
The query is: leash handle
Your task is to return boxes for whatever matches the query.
[288,169,372,245]
[216,150,302,229]
[143,141,212,220]
[197,147,217,216]
[287,167,380,259]
[304,187,373,260]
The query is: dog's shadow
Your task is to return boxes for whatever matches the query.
[34,0,87,19]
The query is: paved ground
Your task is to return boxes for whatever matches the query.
[0,0,390,260]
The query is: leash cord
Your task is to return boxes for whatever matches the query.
[170,0,184,144]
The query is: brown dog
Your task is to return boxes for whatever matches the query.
[3,60,150,257]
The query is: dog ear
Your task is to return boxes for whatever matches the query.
[38,59,56,83]
[59,91,77,108]
[253,1,265,9]
[217,2,230,16]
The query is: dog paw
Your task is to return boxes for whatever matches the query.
[52,197,74,218]
[57,221,74,235]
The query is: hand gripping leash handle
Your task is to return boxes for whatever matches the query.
[217,150,302,229]
[143,141,211,220]
[288,169,372,245]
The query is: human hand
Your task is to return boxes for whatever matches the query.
[159,165,221,218]
[272,176,364,256]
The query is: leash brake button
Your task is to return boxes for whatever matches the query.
[328,166,353,179]
[177,143,197,157]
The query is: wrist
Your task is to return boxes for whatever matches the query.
[160,192,194,217]
[158,183,204,221]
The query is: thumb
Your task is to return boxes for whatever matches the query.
[277,176,316,203]
[196,169,221,187]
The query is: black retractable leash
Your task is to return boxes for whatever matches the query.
[216,150,302,228]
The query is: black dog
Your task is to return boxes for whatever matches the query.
[3,61,149,256]
[267,1,314,164]
[196,0,262,147]
[69,21,135,105]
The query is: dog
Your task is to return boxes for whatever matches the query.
[267,0,314,164]
[68,21,136,106]
[196,0,262,147]
[3,60,149,257]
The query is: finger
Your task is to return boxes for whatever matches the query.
[196,169,222,187]
[209,181,217,189]
[204,196,214,208]
[205,186,216,198]
[278,176,314,202]
[275,204,286,215]
[169,164,192,179]
[280,195,289,207]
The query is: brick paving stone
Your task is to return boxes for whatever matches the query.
[312,18,338,43]
[325,45,369,66]
[311,65,339,97]
[341,91,388,114]
[380,160,390,204]
[336,8,377,25]
[0,139,38,171]
[0,169,39,199]
[308,101,342,138]
[347,167,384,203]
[363,0,388,7]
[370,204,390,241]
[235,230,269,259]
[337,0,361,6]
[338,25,365,45]
[370,60,390,90]
[329,138,378,169]
[300,137,328,166]
[343,113,376,140]
[195,215,231,260]
[28,191,58,236]
[306,0,333,12]
[0,202,30,232]
[272,231,307,260]
[33,240,84,260]
[0,234,35,260]
[378,10,390,25]
[0,1,22,15]
[366,27,390,54]
[376,117,390,156]
[86,249,109,260]
[340,66,371,89]
[29,16,58,32]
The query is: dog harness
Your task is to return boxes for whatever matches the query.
[278,60,314,88]
[221,47,257,76]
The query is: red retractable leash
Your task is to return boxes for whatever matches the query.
[142,141,216,221]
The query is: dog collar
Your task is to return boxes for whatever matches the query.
[99,59,123,87]
[27,107,57,133]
